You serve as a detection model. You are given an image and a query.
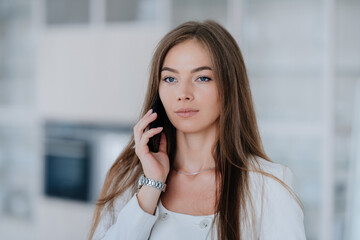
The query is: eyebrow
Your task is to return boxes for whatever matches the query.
[161,66,212,74]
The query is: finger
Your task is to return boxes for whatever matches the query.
[135,112,157,134]
[134,109,152,132]
[144,126,149,133]
[139,127,163,146]
[137,112,157,138]
[141,112,157,130]
[134,109,153,146]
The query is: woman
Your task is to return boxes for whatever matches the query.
[88,20,306,240]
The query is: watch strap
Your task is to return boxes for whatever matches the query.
[137,174,166,192]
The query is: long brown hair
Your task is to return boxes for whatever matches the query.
[88,20,303,240]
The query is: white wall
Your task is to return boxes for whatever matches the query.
[36,25,166,124]
[34,25,167,240]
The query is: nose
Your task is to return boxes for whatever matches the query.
[177,81,194,102]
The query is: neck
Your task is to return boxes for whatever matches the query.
[173,126,217,172]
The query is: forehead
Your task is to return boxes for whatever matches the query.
[162,39,213,69]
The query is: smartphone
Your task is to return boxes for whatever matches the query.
[147,94,166,152]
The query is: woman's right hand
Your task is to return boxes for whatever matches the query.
[133,109,170,182]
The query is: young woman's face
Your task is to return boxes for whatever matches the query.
[159,39,221,133]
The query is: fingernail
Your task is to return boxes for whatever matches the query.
[148,109,153,114]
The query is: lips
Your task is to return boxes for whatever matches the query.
[175,108,199,118]
[175,108,199,113]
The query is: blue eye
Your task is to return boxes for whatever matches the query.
[198,76,211,82]
[163,77,175,83]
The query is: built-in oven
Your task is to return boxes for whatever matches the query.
[44,122,132,202]
[45,137,90,201]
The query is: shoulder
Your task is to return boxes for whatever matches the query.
[248,157,295,193]
[253,157,299,208]
[253,157,294,180]
[248,156,299,205]
[246,157,306,239]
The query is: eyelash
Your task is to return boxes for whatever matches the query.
[162,76,212,83]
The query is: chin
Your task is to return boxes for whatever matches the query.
[176,122,215,134]
[170,121,198,132]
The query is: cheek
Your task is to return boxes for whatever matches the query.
[208,88,220,107]
[210,94,221,117]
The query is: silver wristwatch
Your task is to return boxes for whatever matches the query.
[137,174,166,192]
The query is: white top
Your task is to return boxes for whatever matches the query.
[152,199,216,239]
[92,158,307,240]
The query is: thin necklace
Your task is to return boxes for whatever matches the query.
[172,166,215,176]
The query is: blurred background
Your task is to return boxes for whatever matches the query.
[0,0,359,239]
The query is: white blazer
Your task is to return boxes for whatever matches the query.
[92,157,306,240]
